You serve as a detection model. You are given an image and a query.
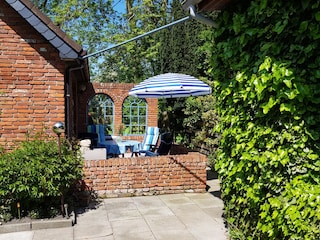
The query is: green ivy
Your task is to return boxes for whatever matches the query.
[205,0,320,238]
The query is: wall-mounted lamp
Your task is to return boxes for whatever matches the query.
[79,83,87,93]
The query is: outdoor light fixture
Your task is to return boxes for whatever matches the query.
[188,5,217,27]
[53,122,65,135]
[53,122,65,156]
[79,83,87,93]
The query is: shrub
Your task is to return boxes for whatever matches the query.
[0,133,83,220]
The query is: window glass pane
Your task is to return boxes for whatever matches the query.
[139,108,147,115]
[139,116,146,124]
[138,126,145,134]
[132,116,139,123]
[122,107,130,115]
[123,117,130,125]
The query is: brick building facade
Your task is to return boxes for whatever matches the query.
[0,0,87,150]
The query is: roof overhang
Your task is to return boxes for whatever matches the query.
[6,0,84,60]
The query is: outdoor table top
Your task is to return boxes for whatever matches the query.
[115,140,141,154]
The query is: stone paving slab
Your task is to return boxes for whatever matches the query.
[152,229,196,240]
[0,231,33,240]
[144,215,187,232]
[33,227,73,240]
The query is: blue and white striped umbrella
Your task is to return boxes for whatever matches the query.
[129,73,211,98]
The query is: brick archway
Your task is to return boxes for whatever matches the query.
[78,82,158,141]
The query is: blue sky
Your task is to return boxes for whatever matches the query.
[113,0,126,13]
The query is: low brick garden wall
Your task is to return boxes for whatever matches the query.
[83,152,207,198]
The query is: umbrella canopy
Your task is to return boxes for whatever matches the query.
[129,73,211,98]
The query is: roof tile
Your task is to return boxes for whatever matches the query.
[18,7,32,18]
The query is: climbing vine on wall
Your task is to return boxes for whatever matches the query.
[205,0,320,238]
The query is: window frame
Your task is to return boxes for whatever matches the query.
[87,93,114,135]
[122,96,147,135]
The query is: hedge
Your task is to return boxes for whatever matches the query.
[204,0,320,238]
[0,133,83,220]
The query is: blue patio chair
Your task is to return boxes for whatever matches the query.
[87,124,120,157]
[133,127,160,156]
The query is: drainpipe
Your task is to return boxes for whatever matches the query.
[65,65,84,139]
[188,5,217,27]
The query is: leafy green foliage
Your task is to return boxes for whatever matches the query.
[0,133,83,220]
[204,0,320,238]
[182,95,219,162]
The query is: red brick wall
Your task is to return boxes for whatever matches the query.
[0,2,66,150]
[83,152,207,197]
[78,82,158,141]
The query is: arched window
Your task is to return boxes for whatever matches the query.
[87,94,114,134]
[122,96,147,135]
